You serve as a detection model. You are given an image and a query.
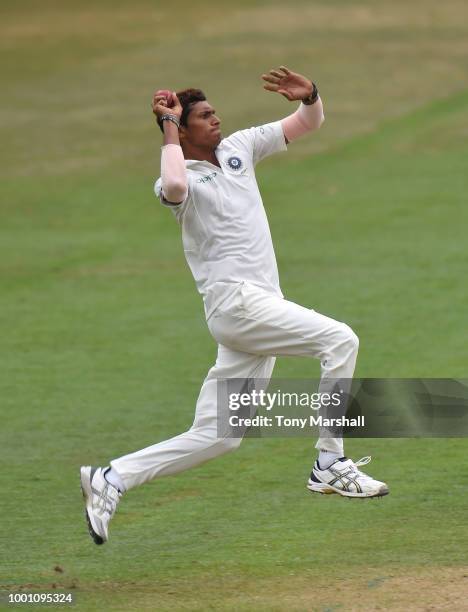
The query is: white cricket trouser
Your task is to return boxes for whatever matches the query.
[111,282,359,490]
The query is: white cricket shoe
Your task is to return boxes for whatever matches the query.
[307,456,389,498]
[80,466,121,544]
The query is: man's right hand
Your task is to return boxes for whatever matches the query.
[152,91,183,121]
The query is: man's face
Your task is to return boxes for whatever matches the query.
[180,101,222,149]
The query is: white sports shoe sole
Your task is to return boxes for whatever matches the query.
[307,478,389,498]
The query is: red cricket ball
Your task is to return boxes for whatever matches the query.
[156,89,174,107]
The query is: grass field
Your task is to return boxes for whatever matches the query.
[1,0,468,610]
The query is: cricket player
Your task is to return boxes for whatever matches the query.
[81,66,388,545]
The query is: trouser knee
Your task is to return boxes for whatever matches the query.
[340,324,359,355]
[189,422,243,458]
[217,436,243,454]
[325,323,359,367]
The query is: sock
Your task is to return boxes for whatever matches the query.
[104,467,126,493]
[317,450,342,470]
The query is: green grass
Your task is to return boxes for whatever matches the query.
[1,1,468,610]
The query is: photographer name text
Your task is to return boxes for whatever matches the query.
[229,414,365,429]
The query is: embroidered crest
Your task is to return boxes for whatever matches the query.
[227,156,242,171]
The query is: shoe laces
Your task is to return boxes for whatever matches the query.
[349,456,372,479]
[354,456,372,468]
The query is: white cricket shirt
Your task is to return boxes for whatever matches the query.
[154,121,288,319]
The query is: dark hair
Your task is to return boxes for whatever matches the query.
[157,88,206,133]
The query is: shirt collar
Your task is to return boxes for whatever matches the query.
[185,140,225,168]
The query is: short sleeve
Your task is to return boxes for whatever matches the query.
[230,120,287,166]
[154,176,191,210]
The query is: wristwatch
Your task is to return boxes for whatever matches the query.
[302,82,319,105]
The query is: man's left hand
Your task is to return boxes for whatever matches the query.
[261,66,313,101]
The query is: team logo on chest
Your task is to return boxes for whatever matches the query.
[226,156,243,171]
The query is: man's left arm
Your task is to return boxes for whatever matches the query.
[261,65,324,144]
